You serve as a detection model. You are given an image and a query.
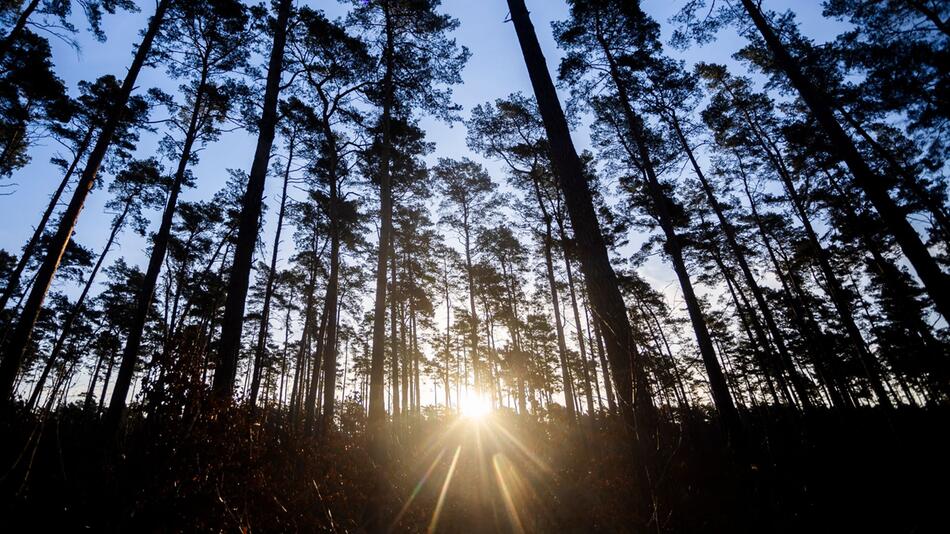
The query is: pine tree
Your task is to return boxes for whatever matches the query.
[0,0,172,406]
[214,0,292,400]
[556,0,740,435]
[506,0,657,439]
[108,0,252,427]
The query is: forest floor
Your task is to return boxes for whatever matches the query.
[1,403,948,532]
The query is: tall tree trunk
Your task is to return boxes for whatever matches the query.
[303,292,329,430]
[367,1,396,430]
[366,9,397,530]
[399,299,408,416]
[494,256,527,413]
[670,113,814,409]
[542,218,576,420]
[601,48,739,435]
[105,70,210,430]
[411,304,420,414]
[740,0,949,321]
[97,346,116,414]
[320,145,343,432]
[462,224,481,393]
[556,220,596,416]
[288,276,316,421]
[278,306,291,408]
[340,336,349,412]
[250,130,296,410]
[506,0,656,439]
[0,0,171,405]
[160,249,191,375]
[482,298,503,408]
[214,0,293,400]
[405,248,420,415]
[500,257,530,416]
[442,255,452,410]
[85,344,106,412]
[389,234,400,420]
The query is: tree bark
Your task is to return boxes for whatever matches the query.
[367,1,396,428]
[399,293,408,415]
[442,254,452,410]
[289,251,318,420]
[84,343,105,412]
[250,130,295,411]
[320,144,343,432]
[506,0,656,437]
[462,221,481,394]
[389,233,400,421]
[366,7,397,530]
[214,0,293,400]
[96,346,116,414]
[411,299,420,414]
[304,294,329,431]
[106,69,210,430]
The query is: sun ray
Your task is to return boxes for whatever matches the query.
[492,453,527,534]
[391,447,448,530]
[426,445,462,534]
[492,421,553,475]
[416,416,465,463]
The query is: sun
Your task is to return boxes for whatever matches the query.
[460,392,492,419]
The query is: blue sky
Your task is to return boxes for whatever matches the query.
[1,0,836,296]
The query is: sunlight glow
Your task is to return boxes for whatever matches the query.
[460,392,492,419]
